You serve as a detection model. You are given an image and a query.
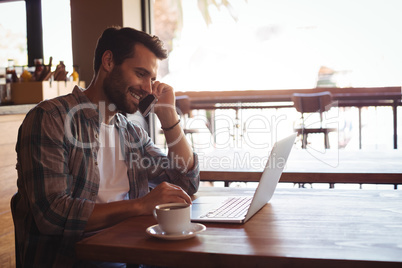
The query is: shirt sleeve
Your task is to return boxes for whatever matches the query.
[150,152,201,196]
[16,107,95,236]
[129,124,200,196]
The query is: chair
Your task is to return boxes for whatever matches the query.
[292,91,336,149]
[175,95,199,149]
[10,193,21,268]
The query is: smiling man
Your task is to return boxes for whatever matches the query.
[13,27,200,267]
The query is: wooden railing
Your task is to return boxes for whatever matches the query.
[176,87,402,148]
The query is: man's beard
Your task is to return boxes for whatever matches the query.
[103,66,138,114]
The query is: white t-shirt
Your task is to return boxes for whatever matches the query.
[96,122,130,203]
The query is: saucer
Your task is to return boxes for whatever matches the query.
[146,223,206,240]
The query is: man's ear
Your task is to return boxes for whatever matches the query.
[102,50,114,72]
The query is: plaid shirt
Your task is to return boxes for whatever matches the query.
[14,86,200,267]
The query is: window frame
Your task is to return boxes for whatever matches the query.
[1,0,43,66]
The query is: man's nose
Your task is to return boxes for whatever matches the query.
[142,79,153,94]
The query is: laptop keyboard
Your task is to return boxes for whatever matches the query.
[201,196,252,218]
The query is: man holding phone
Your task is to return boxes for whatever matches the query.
[13,27,200,267]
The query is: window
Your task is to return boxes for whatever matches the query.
[41,0,73,73]
[0,1,27,69]
[0,0,73,74]
[153,0,402,91]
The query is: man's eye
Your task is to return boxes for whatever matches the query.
[136,72,145,78]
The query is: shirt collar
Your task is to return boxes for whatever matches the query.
[72,86,129,129]
[72,86,101,122]
[114,113,127,128]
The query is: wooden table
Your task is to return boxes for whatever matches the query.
[198,149,402,188]
[76,187,402,267]
[176,87,402,149]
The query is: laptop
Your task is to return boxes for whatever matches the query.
[191,133,296,223]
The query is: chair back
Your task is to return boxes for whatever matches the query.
[175,95,191,116]
[10,193,21,267]
[292,91,333,114]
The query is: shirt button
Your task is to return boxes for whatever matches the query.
[94,161,98,166]
[91,191,96,196]
[95,133,99,139]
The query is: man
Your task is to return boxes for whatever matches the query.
[13,27,200,267]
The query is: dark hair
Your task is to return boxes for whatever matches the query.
[93,26,168,74]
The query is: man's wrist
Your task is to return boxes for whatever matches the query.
[161,119,181,132]
[157,107,180,129]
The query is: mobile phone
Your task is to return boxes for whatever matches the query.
[138,94,158,117]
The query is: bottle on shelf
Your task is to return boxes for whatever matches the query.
[1,73,13,104]
[6,59,19,82]
[70,67,79,82]
[53,60,67,81]
[33,58,44,81]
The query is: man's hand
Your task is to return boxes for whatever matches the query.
[137,182,192,215]
[150,81,195,173]
[151,81,176,117]
[85,182,191,232]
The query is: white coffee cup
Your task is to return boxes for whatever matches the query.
[153,203,191,234]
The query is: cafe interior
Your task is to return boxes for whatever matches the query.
[1,0,401,267]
